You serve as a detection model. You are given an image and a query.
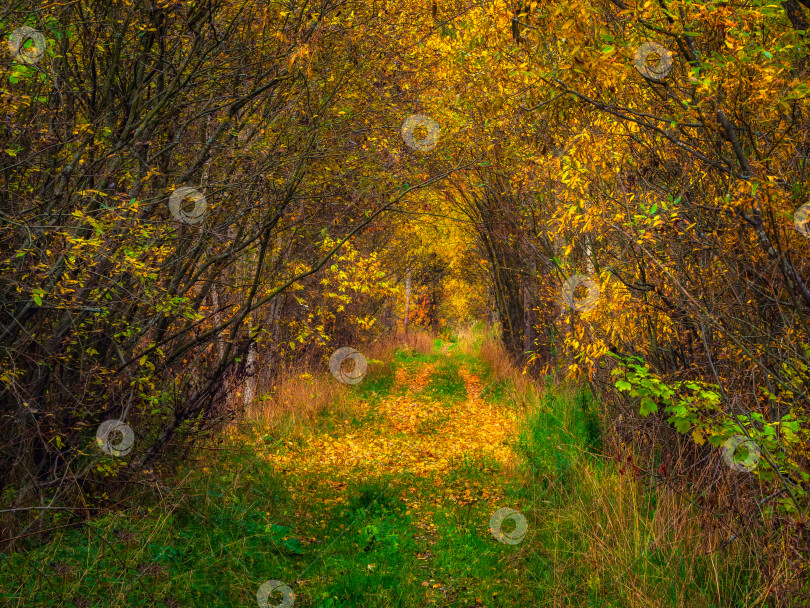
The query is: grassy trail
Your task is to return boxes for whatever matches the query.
[260,340,528,606]
[206,337,609,607]
[1,337,758,607]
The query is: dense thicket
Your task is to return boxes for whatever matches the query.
[424,0,810,594]
[3,0,810,599]
[0,0,451,543]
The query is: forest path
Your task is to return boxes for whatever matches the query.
[0,337,618,607]
[262,346,515,489]
[254,340,546,607]
[2,338,747,608]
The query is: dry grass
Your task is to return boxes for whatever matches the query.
[367,330,435,359]
[244,364,350,426]
[475,329,553,411]
[559,464,764,608]
[244,331,435,426]
[479,333,514,379]
[455,323,485,356]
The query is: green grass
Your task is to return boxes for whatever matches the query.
[353,359,397,402]
[1,449,303,607]
[393,346,438,366]
[304,475,421,608]
[422,358,467,404]
[512,387,597,484]
[478,376,510,405]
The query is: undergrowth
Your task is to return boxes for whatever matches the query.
[0,329,777,607]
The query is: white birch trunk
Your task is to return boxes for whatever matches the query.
[243,340,258,409]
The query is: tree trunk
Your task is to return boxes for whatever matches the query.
[404,270,412,334]
[243,340,258,409]
[210,286,226,364]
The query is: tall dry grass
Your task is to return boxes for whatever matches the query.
[475,328,556,412]
[244,365,350,426]
[243,331,435,426]
[557,464,767,607]
[466,322,772,606]
[369,330,434,359]
[455,322,486,356]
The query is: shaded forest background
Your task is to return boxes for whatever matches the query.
[2,0,810,602]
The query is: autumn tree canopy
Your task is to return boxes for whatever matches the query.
[2,0,810,598]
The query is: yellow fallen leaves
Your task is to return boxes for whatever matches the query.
[258,359,517,503]
[394,360,436,392]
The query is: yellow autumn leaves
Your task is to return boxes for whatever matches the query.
[259,358,516,500]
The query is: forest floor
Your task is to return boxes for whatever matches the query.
[1,335,759,607]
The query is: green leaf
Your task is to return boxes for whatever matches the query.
[639,397,658,416]
[283,536,303,554]
[269,523,290,536]
[708,435,724,448]
[614,379,632,391]
[671,417,692,433]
